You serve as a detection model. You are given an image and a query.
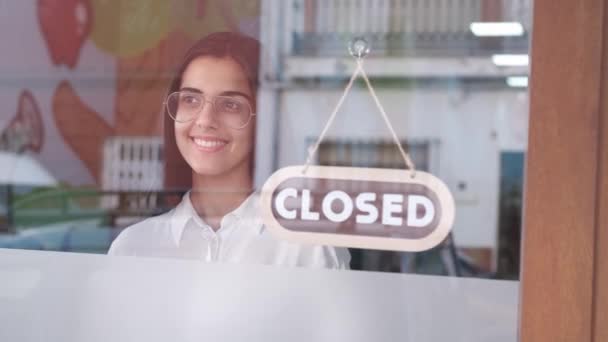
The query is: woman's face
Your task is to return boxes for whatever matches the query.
[174,56,255,178]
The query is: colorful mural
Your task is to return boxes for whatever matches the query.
[0,0,260,186]
[0,91,44,154]
[38,0,93,69]
[52,30,192,181]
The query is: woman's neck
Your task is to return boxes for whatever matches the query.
[190,169,253,231]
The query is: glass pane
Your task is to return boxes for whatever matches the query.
[0,0,531,340]
[258,0,530,280]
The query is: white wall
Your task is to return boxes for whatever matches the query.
[264,85,529,250]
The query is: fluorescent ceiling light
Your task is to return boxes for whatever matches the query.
[470,22,524,37]
[506,76,529,88]
[492,54,529,67]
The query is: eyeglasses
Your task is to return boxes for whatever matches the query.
[165,91,255,129]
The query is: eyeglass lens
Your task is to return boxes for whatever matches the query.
[166,92,252,128]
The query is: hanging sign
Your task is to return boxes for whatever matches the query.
[260,38,455,252]
[260,165,454,252]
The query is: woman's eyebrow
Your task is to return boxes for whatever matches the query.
[219,91,253,102]
[179,87,202,93]
[180,87,253,102]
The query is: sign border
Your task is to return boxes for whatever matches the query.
[260,165,455,252]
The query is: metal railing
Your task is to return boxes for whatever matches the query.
[288,0,532,56]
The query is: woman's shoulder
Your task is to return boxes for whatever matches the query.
[107,210,175,256]
[121,211,174,235]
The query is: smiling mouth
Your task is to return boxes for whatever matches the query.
[191,137,228,152]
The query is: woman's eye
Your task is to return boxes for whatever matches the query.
[220,99,243,112]
[180,95,199,106]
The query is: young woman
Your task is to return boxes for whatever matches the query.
[108,32,350,269]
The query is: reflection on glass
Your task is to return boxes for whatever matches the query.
[0,0,531,280]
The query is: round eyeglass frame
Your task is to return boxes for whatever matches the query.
[164,91,256,130]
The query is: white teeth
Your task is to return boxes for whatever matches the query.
[193,138,227,148]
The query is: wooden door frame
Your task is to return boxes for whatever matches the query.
[520,0,607,341]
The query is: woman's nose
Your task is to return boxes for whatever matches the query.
[194,100,219,128]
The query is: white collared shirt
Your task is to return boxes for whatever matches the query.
[108,192,351,269]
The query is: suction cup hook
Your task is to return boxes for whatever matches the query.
[348,37,370,59]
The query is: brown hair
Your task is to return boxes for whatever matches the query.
[163,32,261,190]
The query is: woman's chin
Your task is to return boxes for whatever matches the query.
[184,150,252,180]
[189,159,249,179]
[190,163,229,177]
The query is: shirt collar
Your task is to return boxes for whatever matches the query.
[233,191,265,235]
[170,191,196,245]
[170,190,264,245]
